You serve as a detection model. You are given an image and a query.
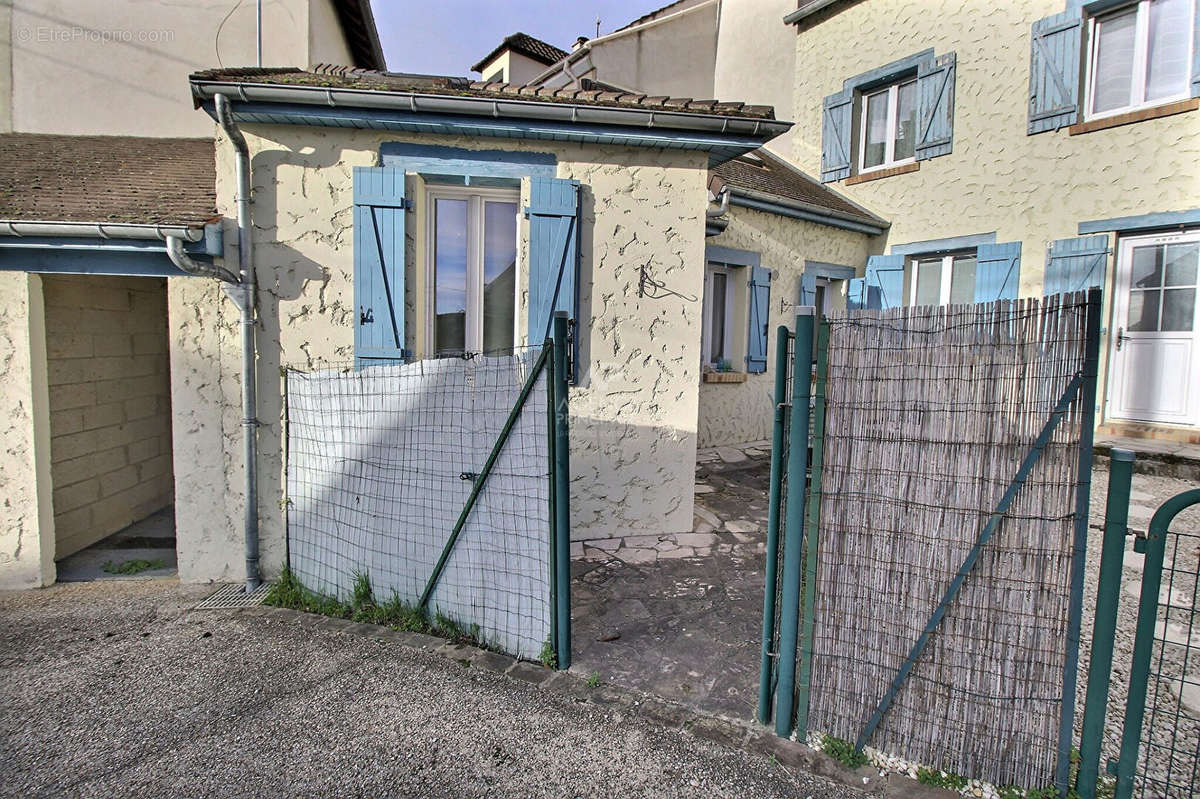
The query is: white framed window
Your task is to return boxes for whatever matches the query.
[702,263,735,369]
[1085,0,1195,120]
[858,77,918,174]
[907,252,978,306]
[425,185,520,356]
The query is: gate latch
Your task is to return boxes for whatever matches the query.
[1133,530,1149,553]
[360,306,374,325]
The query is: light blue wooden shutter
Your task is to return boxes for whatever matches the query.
[975,242,1022,301]
[1192,1,1200,97]
[915,52,956,160]
[527,177,581,345]
[353,166,407,362]
[799,270,817,307]
[847,277,869,310]
[866,254,905,309]
[1044,235,1110,295]
[746,264,771,373]
[821,90,853,183]
[1028,10,1083,134]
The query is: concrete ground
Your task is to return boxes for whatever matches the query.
[571,443,772,721]
[0,579,859,799]
[55,506,177,582]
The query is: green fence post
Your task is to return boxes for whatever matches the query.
[1057,287,1103,796]
[551,312,572,670]
[1076,448,1134,799]
[758,325,793,724]
[774,310,814,738]
[546,335,559,664]
[1114,487,1200,799]
[795,318,829,740]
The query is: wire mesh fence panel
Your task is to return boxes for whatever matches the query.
[285,349,551,660]
[1136,524,1200,799]
[807,295,1092,788]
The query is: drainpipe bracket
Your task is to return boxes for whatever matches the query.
[221,281,253,312]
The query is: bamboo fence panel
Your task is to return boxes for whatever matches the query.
[808,294,1090,788]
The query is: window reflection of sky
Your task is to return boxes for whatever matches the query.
[435,198,467,314]
[484,202,517,285]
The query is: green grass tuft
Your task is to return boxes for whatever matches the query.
[916,767,969,792]
[820,734,870,770]
[539,637,557,670]
[102,559,166,575]
[265,566,486,644]
[585,671,601,688]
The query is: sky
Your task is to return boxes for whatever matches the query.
[372,0,664,77]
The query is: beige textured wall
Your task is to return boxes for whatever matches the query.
[697,206,871,448]
[790,0,1200,298]
[0,272,55,589]
[714,0,798,153]
[307,0,354,67]
[43,275,173,559]
[172,126,708,581]
[8,0,348,136]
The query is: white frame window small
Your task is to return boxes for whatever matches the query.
[1085,0,1196,121]
[424,184,521,356]
[907,252,978,307]
[702,263,735,369]
[857,77,918,174]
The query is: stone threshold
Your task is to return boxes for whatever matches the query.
[222,603,959,799]
[1094,439,1200,482]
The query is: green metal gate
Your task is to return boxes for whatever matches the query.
[1084,454,1200,799]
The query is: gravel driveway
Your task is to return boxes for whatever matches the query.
[0,580,857,799]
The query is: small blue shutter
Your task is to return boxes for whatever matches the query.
[821,90,853,183]
[975,242,1022,301]
[847,277,869,310]
[527,177,580,346]
[866,254,906,309]
[746,264,771,373]
[915,52,956,160]
[353,166,407,363]
[799,270,818,307]
[1028,10,1083,134]
[1044,235,1110,295]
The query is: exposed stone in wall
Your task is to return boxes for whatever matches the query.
[697,206,871,449]
[0,272,54,588]
[172,127,708,581]
[43,275,174,558]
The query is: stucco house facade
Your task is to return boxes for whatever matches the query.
[792,0,1200,442]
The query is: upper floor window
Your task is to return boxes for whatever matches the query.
[820,50,956,183]
[1028,0,1197,135]
[859,78,918,173]
[1087,0,1194,119]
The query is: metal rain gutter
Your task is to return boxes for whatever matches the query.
[0,220,205,242]
[165,235,240,284]
[189,80,792,141]
[728,188,888,235]
[783,0,842,25]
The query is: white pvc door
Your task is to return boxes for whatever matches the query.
[1107,230,1200,425]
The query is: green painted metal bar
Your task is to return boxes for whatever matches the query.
[546,333,559,663]
[551,312,573,670]
[856,371,1085,750]
[419,345,550,610]
[795,317,830,740]
[1076,448,1134,799]
[1114,487,1200,799]
[1057,287,1104,796]
[774,310,814,738]
[758,324,793,724]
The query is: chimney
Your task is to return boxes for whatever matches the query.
[572,36,588,51]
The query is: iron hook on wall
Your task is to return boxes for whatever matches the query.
[638,263,698,303]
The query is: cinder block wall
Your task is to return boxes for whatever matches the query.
[43,275,174,558]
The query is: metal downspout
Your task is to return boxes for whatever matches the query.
[164,236,241,284]
[215,93,262,592]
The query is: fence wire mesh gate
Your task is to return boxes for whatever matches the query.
[283,317,572,664]
[761,291,1102,792]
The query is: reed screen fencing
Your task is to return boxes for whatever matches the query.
[806,294,1094,788]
